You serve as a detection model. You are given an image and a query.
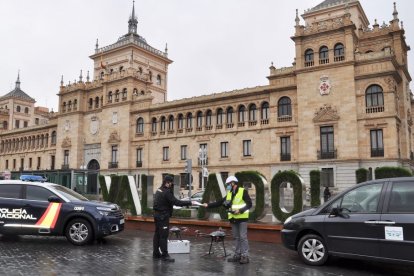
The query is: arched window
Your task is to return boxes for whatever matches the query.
[216,108,224,125]
[206,110,212,127]
[100,71,104,79]
[89,98,93,108]
[108,92,113,102]
[95,97,99,108]
[186,113,193,129]
[249,104,257,122]
[168,115,174,130]
[133,88,138,95]
[366,85,384,113]
[319,46,329,64]
[278,97,292,118]
[261,102,269,120]
[136,117,144,134]
[238,105,246,123]
[138,67,143,74]
[334,43,345,61]
[151,118,157,133]
[51,131,57,145]
[160,116,166,132]
[122,88,127,99]
[304,49,314,67]
[149,71,152,81]
[156,74,162,85]
[196,111,203,128]
[24,107,29,114]
[68,101,72,110]
[16,106,21,112]
[115,90,120,101]
[178,114,184,129]
[226,107,234,125]
[119,66,124,72]
[63,102,67,111]
[73,99,78,109]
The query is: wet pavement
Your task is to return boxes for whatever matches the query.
[0,229,413,276]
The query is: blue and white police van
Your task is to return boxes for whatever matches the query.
[0,180,124,245]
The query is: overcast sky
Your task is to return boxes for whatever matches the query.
[0,0,413,111]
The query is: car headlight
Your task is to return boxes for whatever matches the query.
[284,216,292,225]
[97,207,112,216]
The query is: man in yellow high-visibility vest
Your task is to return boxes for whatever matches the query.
[202,176,252,264]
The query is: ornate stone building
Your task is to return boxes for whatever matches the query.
[0,0,412,194]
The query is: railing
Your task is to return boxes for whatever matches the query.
[304,61,314,67]
[216,124,223,129]
[108,162,118,169]
[366,105,384,113]
[136,161,142,167]
[226,123,234,129]
[277,115,292,122]
[371,148,384,157]
[261,119,269,125]
[319,58,329,65]
[196,127,202,131]
[205,125,213,131]
[186,128,193,133]
[334,55,345,62]
[248,120,257,126]
[317,149,337,160]
[198,158,208,166]
[238,122,245,127]
[280,154,291,161]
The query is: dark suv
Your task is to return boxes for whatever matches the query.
[0,180,124,245]
[282,177,414,265]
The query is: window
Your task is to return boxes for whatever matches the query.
[243,140,251,157]
[370,129,384,157]
[321,168,334,187]
[278,97,292,118]
[388,182,414,212]
[37,157,41,170]
[95,97,99,108]
[319,46,329,64]
[24,107,29,114]
[181,145,187,160]
[320,126,335,159]
[5,160,9,169]
[160,116,166,132]
[280,137,291,161]
[249,104,257,122]
[16,105,21,112]
[151,118,157,133]
[238,105,246,123]
[89,98,93,108]
[29,158,32,168]
[13,159,16,170]
[196,111,203,129]
[205,110,212,127]
[51,155,55,170]
[111,146,118,162]
[366,85,384,112]
[0,184,21,199]
[178,114,184,129]
[186,113,193,129]
[163,147,169,161]
[122,88,127,99]
[15,120,20,128]
[221,142,229,158]
[304,49,314,66]
[334,43,345,61]
[51,131,57,145]
[26,186,54,201]
[136,117,144,134]
[168,115,174,130]
[156,74,161,85]
[64,150,69,165]
[216,108,224,125]
[261,102,269,120]
[24,121,28,128]
[136,148,143,167]
[226,107,233,124]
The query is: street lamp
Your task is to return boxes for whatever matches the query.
[198,147,208,191]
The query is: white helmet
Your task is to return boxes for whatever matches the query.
[225,176,238,184]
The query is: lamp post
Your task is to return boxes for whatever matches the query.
[198,147,208,191]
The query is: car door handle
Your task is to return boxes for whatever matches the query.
[364,220,379,224]
[376,220,396,225]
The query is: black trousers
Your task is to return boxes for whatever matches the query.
[153,213,170,257]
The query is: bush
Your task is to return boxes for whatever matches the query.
[375,166,412,179]
[309,170,321,207]
[271,170,303,223]
[98,175,109,201]
[140,174,153,216]
[197,174,227,220]
[235,171,265,221]
[356,168,369,184]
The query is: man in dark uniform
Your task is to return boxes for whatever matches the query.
[153,175,193,262]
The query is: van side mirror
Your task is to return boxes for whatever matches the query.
[329,207,350,219]
[48,195,62,203]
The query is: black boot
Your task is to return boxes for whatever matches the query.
[161,255,175,262]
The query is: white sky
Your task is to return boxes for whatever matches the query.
[0,0,413,111]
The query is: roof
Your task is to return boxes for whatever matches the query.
[309,0,354,13]
[0,87,36,102]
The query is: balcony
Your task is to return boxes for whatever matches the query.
[136,161,142,167]
[366,105,384,114]
[198,157,209,166]
[108,162,118,169]
[277,115,292,122]
[371,148,384,157]
[61,164,70,170]
[317,149,337,160]
[261,119,269,125]
[280,153,291,161]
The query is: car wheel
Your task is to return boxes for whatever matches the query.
[65,218,93,246]
[297,234,328,266]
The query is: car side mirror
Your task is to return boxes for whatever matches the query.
[48,195,62,203]
[329,207,350,219]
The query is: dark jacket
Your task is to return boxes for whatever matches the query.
[207,186,252,223]
[153,185,191,217]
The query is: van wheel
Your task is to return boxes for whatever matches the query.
[297,234,328,266]
[65,218,93,246]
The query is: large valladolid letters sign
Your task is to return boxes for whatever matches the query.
[100,170,304,223]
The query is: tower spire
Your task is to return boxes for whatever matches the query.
[393,2,399,21]
[295,9,300,26]
[128,0,138,34]
[16,70,21,89]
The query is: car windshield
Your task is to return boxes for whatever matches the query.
[51,185,89,202]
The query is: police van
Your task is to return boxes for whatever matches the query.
[0,180,124,245]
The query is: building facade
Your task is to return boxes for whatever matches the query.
[0,0,412,194]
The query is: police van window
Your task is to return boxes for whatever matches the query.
[0,184,21,199]
[26,186,55,201]
[340,183,383,213]
[388,182,414,213]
